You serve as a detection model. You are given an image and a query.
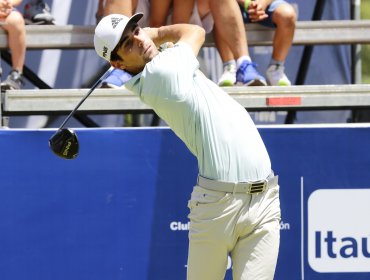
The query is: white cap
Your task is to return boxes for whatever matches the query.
[94,13,143,62]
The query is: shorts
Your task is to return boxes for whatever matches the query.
[240,0,289,28]
[135,0,214,33]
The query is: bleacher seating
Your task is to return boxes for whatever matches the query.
[1,20,370,125]
[4,85,370,115]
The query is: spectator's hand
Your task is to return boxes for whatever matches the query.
[247,0,268,22]
[0,0,12,19]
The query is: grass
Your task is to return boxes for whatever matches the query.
[361,0,370,83]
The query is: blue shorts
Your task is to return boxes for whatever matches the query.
[240,0,289,28]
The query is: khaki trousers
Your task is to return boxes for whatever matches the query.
[187,183,281,280]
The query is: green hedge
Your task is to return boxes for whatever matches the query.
[361,0,370,83]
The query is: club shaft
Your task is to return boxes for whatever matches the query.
[58,66,114,130]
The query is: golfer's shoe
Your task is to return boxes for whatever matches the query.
[1,70,25,92]
[23,0,55,25]
[217,63,236,87]
[266,64,291,86]
[236,60,267,86]
[101,69,133,88]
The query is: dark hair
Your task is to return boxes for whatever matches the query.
[110,23,139,62]
[110,42,122,62]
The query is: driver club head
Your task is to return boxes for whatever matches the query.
[48,128,79,160]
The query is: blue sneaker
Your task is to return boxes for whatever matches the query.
[101,68,132,88]
[236,61,267,86]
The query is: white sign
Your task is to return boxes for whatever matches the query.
[308,189,370,272]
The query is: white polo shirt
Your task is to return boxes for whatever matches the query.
[125,43,271,182]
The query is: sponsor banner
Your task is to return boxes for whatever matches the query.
[308,189,370,273]
[0,126,370,279]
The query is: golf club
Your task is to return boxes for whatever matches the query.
[48,66,114,160]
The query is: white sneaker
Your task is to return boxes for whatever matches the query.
[218,64,236,86]
[23,0,55,25]
[266,64,291,86]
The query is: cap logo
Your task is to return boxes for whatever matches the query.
[102,46,108,58]
[111,17,123,29]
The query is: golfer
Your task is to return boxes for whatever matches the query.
[94,13,281,280]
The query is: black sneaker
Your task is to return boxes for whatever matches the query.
[1,70,25,92]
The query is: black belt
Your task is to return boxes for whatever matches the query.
[197,172,278,194]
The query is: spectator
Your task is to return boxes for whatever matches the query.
[0,0,26,91]
[23,0,54,25]
[197,0,267,86]
[97,0,267,88]
[234,0,297,86]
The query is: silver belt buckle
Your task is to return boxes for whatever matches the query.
[247,179,268,194]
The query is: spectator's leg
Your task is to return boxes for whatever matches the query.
[95,0,105,23]
[172,0,195,24]
[3,10,26,73]
[149,0,172,26]
[271,3,296,62]
[213,28,235,63]
[1,10,26,91]
[102,0,135,17]
[208,0,249,60]
[206,0,266,86]
[265,2,296,86]
[213,28,237,86]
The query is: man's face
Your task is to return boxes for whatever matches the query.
[112,24,159,74]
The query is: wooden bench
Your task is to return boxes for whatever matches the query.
[0,20,369,49]
[4,85,370,115]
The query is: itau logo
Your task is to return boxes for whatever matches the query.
[308,189,370,273]
[111,17,123,29]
